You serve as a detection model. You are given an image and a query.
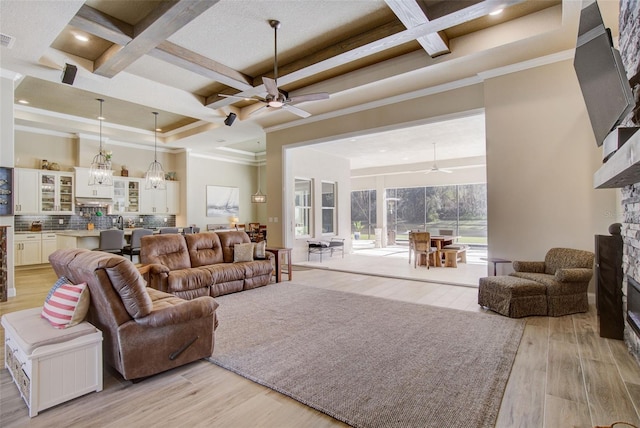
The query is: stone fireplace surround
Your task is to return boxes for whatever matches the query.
[615,0,640,359]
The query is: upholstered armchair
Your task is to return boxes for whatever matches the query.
[510,247,595,316]
[49,249,218,381]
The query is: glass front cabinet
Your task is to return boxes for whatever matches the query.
[113,178,140,214]
[39,172,74,214]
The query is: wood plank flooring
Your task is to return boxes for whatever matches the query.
[2,265,640,427]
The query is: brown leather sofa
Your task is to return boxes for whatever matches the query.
[49,249,218,381]
[140,231,273,300]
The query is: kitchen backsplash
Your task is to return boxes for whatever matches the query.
[15,210,176,232]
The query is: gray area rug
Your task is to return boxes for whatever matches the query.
[208,283,525,428]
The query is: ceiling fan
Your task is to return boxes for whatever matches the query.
[425,142,452,174]
[219,19,329,118]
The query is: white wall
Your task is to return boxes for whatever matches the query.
[484,59,617,265]
[288,147,351,262]
[186,153,264,231]
[267,61,618,272]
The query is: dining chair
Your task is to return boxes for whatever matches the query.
[93,229,125,255]
[413,232,436,269]
[159,227,179,234]
[122,228,153,260]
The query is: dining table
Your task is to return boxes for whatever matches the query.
[429,235,460,267]
[409,232,460,267]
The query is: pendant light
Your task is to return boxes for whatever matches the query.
[88,98,113,186]
[251,162,267,203]
[145,112,166,190]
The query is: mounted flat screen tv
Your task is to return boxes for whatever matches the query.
[573,1,634,148]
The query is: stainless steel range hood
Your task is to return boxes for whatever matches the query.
[75,197,113,207]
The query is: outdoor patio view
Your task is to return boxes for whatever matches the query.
[351,184,487,245]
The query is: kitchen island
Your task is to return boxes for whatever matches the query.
[57,229,135,250]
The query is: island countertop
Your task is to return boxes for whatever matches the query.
[56,229,136,238]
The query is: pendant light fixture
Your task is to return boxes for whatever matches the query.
[145,112,166,190]
[251,162,267,203]
[88,98,113,186]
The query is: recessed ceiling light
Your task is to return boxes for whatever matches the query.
[17,99,29,104]
[156,128,162,132]
[74,33,89,42]
[489,9,503,16]
[379,149,387,153]
[97,116,105,121]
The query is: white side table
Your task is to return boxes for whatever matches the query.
[2,307,103,417]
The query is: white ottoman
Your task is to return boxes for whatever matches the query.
[2,307,103,417]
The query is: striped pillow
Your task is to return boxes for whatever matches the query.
[41,282,90,329]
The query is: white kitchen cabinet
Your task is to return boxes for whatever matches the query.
[39,172,74,214]
[15,234,42,266]
[14,169,39,214]
[74,167,114,199]
[166,181,179,214]
[41,233,57,263]
[113,178,141,213]
[140,181,179,214]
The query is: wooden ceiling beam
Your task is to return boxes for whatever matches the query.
[69,3,252,91]
[151,42,254,90]
[70,5,134,46]
[385,0,450,57]
[93,0,219,78]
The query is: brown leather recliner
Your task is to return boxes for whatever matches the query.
[49,249,218,381]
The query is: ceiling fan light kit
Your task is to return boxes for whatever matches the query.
[218,19,329,119]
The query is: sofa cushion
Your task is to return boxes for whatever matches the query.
[167,268,214,293]
[201,263,246,284]
[234,243,254,262]
[186,232,224,267]
[254,240,266,259]
[141,234,191,270]
[217,231,251,263]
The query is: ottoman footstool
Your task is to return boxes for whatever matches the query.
[479,276,548,318]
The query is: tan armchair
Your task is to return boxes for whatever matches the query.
[510,247,594,316]
[49,249,218,381]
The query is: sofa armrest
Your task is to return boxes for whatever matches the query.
[143,263,170,291]
[555,268,593,283]
[512,261,545,273]
[136,297,218,328]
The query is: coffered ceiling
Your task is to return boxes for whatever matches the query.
[1,0,611,168]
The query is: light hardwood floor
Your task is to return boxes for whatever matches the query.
[2,265,640,427]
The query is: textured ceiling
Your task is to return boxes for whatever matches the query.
[0,0,600,169]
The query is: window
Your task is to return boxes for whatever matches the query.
[383,184,487,244]
[321,181,336,234]
[351,189,377,237]
[294,178,312,237]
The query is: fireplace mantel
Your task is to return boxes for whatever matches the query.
[594,128,640,188]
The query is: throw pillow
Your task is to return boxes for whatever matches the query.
[234,243,254,262]
[41,282,90,329]
[253,240,266,259]
[45,276,71,301]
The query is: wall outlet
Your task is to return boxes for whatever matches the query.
[163,218,167,223]
[58,219,64,225]
[140,218,144,223]
[112,218,117,224]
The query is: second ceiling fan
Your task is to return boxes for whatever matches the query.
[220,19,330,118]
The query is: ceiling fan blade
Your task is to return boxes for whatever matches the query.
[249,104,267,116]
[282,104,311,118]
[288,92,330,103]
[262,77,279,97]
